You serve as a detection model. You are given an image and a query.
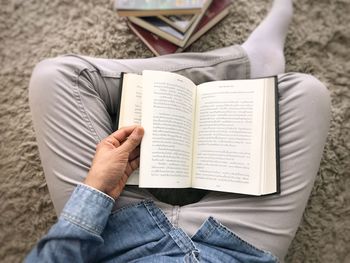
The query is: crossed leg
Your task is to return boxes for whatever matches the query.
[177,73,330,260]
[28,0,330,261]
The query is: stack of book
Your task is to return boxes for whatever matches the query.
[114,0,232,56]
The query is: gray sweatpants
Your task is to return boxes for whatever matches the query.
[28,45,331,261]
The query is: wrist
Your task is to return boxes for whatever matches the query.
[84,176,111,198]
[80,183,115,202]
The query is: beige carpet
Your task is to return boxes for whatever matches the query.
[0,0,349,262]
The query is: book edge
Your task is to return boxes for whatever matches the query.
[274,76,281,195]
[116,72,125,129]
[257,76,280,196]
[116,9,202,17]
[158,14,197,33]
[127,21,184,56]
[128,16,184,46]
[127,22,161,56]
[184,5,230,48]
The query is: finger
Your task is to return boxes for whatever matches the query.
[104,137,120,148]
[129,146,140,161]
[119,127,144,153]
[109,125,138,144]
[119,173,129,187]
[124,163,133,177]
[113,173,130,199]
[130,157,140,171]
[125,157,140,176]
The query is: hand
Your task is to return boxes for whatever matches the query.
[84,125,144,199]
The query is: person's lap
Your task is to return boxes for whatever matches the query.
[29,46,330,260]
[29,45,250,213]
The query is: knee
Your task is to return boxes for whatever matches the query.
[300,74,331,127]
[296,73,330,107]
[29,57,67,105]
[278,72,332,148]
[280,73,331,120]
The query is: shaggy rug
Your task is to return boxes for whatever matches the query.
[0,0,349,262]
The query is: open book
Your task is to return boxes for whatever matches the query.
[118,71,280,196]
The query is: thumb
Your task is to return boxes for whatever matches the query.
[119,126,144,153]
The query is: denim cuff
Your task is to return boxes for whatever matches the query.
[60,184,114,236]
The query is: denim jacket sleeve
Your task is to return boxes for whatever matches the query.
[25,184,114,263]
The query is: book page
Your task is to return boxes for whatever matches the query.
[118,73,143,185]
[118,73,143,126]
[192,79,265,194]
[139,70,196,188]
